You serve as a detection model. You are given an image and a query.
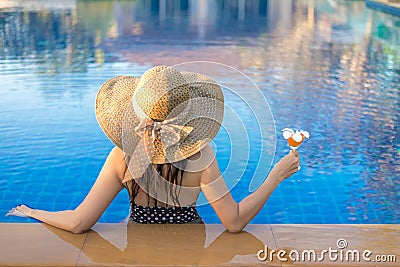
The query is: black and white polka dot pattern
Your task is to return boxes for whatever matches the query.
[130,203,200,224]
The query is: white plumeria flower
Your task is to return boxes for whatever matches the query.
[281,128,294,139]
[292,131,303,142]
[300,130,310,139]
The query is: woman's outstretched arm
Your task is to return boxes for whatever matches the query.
[201,149,300,233]
[11,147,126,233]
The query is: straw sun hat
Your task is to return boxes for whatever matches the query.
[95,66,224,182]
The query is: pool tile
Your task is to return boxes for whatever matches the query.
[0,223,87,266]
[76,223,278,266]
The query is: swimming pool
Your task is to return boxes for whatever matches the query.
[0,0,399,224]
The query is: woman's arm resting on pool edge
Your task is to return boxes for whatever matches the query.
[200,150,300,233]
[14,147,126,234]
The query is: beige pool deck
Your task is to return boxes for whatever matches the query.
[0,224,399,266]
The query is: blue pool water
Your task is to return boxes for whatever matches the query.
[0,0,399,224]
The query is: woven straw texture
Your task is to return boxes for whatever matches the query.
[95,66,224,164]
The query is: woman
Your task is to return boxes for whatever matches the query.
[7,66,300,233]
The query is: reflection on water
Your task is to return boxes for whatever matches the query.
[0,0,399,223]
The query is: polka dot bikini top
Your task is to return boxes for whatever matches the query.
[130,203,201,224]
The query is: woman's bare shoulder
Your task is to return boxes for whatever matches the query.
[185,144,215,173]
[108,146,127,181]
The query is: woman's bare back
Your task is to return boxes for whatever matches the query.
[125,145,215,207]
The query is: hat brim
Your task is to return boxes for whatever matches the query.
[95,71,224,164]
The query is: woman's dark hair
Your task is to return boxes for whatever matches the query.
[122,155,187,208]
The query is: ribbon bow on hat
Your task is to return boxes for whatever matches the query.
[134,117,193,147]
[122,111,194,183]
